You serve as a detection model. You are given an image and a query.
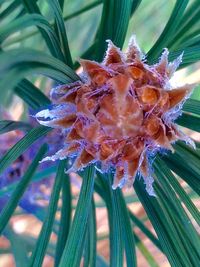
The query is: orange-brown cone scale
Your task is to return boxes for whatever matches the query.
[36,36,196,195]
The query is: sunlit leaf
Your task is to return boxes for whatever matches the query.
[147,0,189,62]
[29,160,66,267]
[95,0,131,60]
[48,0,73,66]
[55,170,71,266]
[15,79,51,110]
[59,166,95,267]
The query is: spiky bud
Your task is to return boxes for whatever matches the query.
[36,36,195,195]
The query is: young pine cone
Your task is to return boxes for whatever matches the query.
[36,36,195,195]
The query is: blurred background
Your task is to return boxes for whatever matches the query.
[0,0,200,266]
